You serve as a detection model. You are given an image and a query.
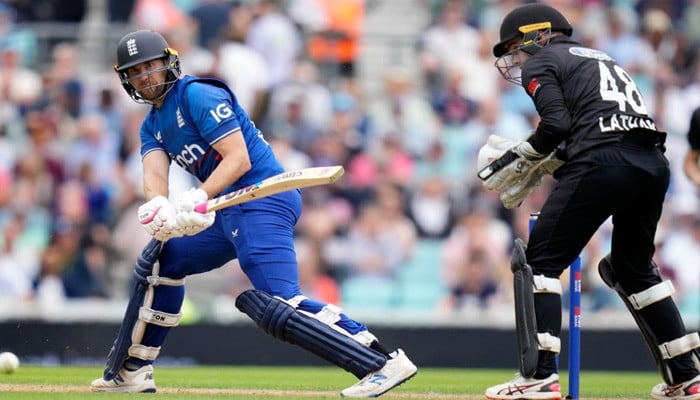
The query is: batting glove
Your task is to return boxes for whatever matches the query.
[138,195,183,241]
[176,188,215,236]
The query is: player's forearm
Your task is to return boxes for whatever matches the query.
[200,155,252,198]
[143,176,169,201]
[142,151,171,200]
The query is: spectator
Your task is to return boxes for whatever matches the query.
[340,200,406,279]
[64,112,119,190]
[132,0,188,33]
[408,175,455,239]
[440,249,500,312]
[0,44,42,119]
[214,5,270,120]
[296,238,341,305]
[418,0,480,97]
[0,211,41,301]
[62,235,110,298]
[267,93,321,155]
[245,0,303,88]
[33,242,67,310]
[164,24,216,78]
[366,67,441,161]
[373,181,417,263]
[265,59,332,143]
[431,67,476,127]
[302,0,364,84]
[188,0,234,51]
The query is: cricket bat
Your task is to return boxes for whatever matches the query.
[194,165,345,213]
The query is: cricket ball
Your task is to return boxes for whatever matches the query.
[0,352,20,374]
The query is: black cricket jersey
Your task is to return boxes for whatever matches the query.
[688,107,700,151]
[521,36,662,161]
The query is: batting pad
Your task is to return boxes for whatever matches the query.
[599,254,700,384]
[236,289,386,378]
[511,238,539,378]
[104,239,163,380]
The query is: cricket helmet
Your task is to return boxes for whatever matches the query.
[493,3,572,58]
[114,30,181,104]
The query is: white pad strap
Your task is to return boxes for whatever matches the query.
[148,275,186,286]
[352,330,378,347]
[129,262,186,360]
[628,280,674,310]
[659,332,700,360]
[533,275,562,295]
[316,304,342,325]
[283,295,308,309]
[279,295,376,347]
[128,344,160,360]
[139,307,182,327]
[537,332,561,354]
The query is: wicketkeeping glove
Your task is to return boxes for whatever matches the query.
[498,154,564,208]
[176,188,215,236]
[479,141,546,192]
[138,195,183,241]
[477,134,563,209]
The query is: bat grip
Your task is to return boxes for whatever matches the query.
[194,202,208,214]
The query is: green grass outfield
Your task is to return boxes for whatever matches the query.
[0,365,660,399]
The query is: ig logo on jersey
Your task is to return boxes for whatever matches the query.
[209,103,233,123]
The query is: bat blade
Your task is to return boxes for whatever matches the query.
[194,165,344,213]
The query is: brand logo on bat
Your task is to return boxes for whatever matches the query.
[211,182,263,205]
[276,170,303,181]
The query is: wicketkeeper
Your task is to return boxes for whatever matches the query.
[479,4,700,400]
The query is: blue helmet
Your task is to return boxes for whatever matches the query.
[114,30,181,103]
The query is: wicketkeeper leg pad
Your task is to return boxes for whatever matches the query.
[599,255,700,384]
[103,239,185,380]
[235,289,387,378]
[512,239,562,378]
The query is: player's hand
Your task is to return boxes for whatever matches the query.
[479,142,545,191]
[476,134,518,172]
[495,152,564,209]
[176,188,215,236]
[499,170,544,209]
[477,134,564,208]
[137,196,183,241]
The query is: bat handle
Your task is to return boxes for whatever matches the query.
[194,202,208,214]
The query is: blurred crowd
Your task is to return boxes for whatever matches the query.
[0,0,697,324]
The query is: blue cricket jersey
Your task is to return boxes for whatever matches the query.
[139,75,284,194]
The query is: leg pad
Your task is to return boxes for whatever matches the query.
[512,238,539,378]
[236,289,386,378]
[599,255,700,384]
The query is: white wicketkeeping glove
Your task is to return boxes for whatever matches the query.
[479,141,545,192]
[499,154,564,208]
[176,188,215,236]
[477,134,564,209]
[138,195,184,241]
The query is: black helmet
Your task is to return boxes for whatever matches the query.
[492,3,572,58]
[114,30,181,104]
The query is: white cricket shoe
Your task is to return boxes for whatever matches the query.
[652,375,700,399]
[485,373,561,400]
[340,349,417,398]
[90,364,156,393]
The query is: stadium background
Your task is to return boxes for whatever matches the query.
[0,0,697,368]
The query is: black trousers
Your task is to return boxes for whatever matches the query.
[528,142,668,292]
[525,142,697,381]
